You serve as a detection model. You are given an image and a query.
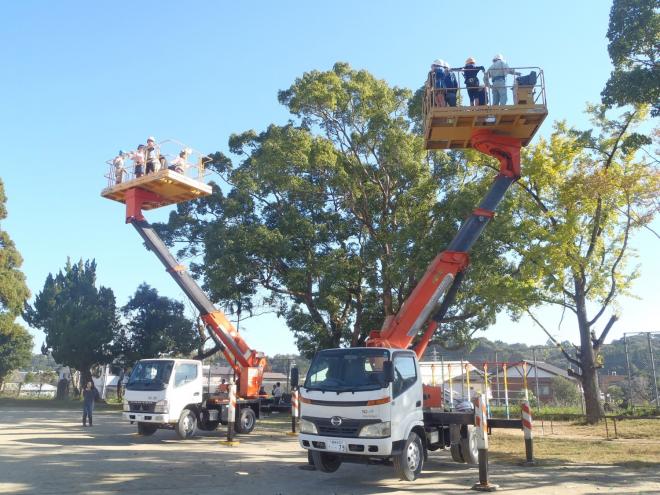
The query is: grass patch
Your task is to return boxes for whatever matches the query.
[257,412,293,432]
[490,419,660,468]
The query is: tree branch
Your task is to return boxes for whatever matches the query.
[527,310,582,368]
[593,314,618,351]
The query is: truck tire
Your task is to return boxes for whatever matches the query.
[137,422,158,436]
[198,420,220,432]
[460,425,479,465]
[176,408,197,440]
[450,443,464,463]
[310,450,341,473]
[234,407,256,434]
[393,431,424,481]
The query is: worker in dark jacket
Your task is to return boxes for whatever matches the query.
[82,381,99,427]
[441,61,458,107]
[462,57,486,106]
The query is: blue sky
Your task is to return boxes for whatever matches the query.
[1,1,657,355]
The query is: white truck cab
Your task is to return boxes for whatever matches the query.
[298,348,428,481]
[123,358,261,439]
[123,359,207,439]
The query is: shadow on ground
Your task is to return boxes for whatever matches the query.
[0,409,658,495]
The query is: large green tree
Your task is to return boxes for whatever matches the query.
[602,0,660,115]
[0,178,32,387]
[509,106,659,423]
[157,63,520,357]
[24,259,119,385]
[117,283,198,364]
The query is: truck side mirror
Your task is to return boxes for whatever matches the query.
[290,367,299,389]
[383,361,394,384]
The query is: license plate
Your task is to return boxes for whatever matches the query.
[326,439,346,453]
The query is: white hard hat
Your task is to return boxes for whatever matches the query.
[147,136,156,142]
[493,54,504,61]
[432,59,445,67]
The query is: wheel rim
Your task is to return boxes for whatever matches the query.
[242,412,254,430]
[406,439,421,471]
[468,427,478,459]
[183,413,194,434]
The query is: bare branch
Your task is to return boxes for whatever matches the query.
[527,310,581,368]
[593,314,619,351]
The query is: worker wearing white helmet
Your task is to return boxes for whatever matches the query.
[486,54,521,105]
[429,59,449,107]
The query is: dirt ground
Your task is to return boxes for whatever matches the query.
[0,408,658,495]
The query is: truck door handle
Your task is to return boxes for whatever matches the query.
[193,392,200,396]
[416,401,421,407]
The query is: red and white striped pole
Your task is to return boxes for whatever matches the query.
[521,400,535,465]
[227,380,237,443]
[290,388,299,434]
[472,393,498,492]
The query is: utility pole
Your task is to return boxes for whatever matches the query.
[624,334,634,409]
[495,351,500,406]
[647,333,659,408]
[532,348,541,405]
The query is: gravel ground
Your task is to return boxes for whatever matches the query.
[0,408,658,494]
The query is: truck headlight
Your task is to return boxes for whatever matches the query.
[154,400,169,413]
[300,418,318,434]
[359,421,391,438]
[122,400,130,412]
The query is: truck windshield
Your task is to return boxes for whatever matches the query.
[126,360,174,391]
[304,348,390,393]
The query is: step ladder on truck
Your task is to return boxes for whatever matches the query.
[294,67,548,481]
[101,144,268,439]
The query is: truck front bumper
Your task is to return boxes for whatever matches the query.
[123,412,172,423]
[299,433,393,457]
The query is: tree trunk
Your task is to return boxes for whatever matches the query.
[575,289,604,424]
[80,368,93,391]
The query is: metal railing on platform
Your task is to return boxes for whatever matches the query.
[104,138,211,188]
[423,66,546,121]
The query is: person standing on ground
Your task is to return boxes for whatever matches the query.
[273,382,283,404]
[116,368,125,401]
[82,381,98,427]
[486,54,520,105]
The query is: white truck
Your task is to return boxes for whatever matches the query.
[295,348,480,480]
[296,129,533,480]
[123,358,260,439]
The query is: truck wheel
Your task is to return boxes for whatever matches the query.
[176,408,197,440]
[234,408,256,434]
[393,431,424,481]
[460,425,479,465]
[450,443,464,462]
[198,420,220,432]
[137,422,158,436]
[310,450,341,473]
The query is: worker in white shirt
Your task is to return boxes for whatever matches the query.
[112,151,127,185]
[486,54,520,105]
[130,145,146,178]
[145,136,160,174]
[169,148,191,174]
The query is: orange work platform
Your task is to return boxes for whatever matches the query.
[422,66,548,150]
[101,169,212,210]
[423,104,548,150]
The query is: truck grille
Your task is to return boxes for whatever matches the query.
[308,417,379,438]
[128,401,156,413]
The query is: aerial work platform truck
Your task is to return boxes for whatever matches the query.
[101,146,267,439]
[296,67,548,480]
